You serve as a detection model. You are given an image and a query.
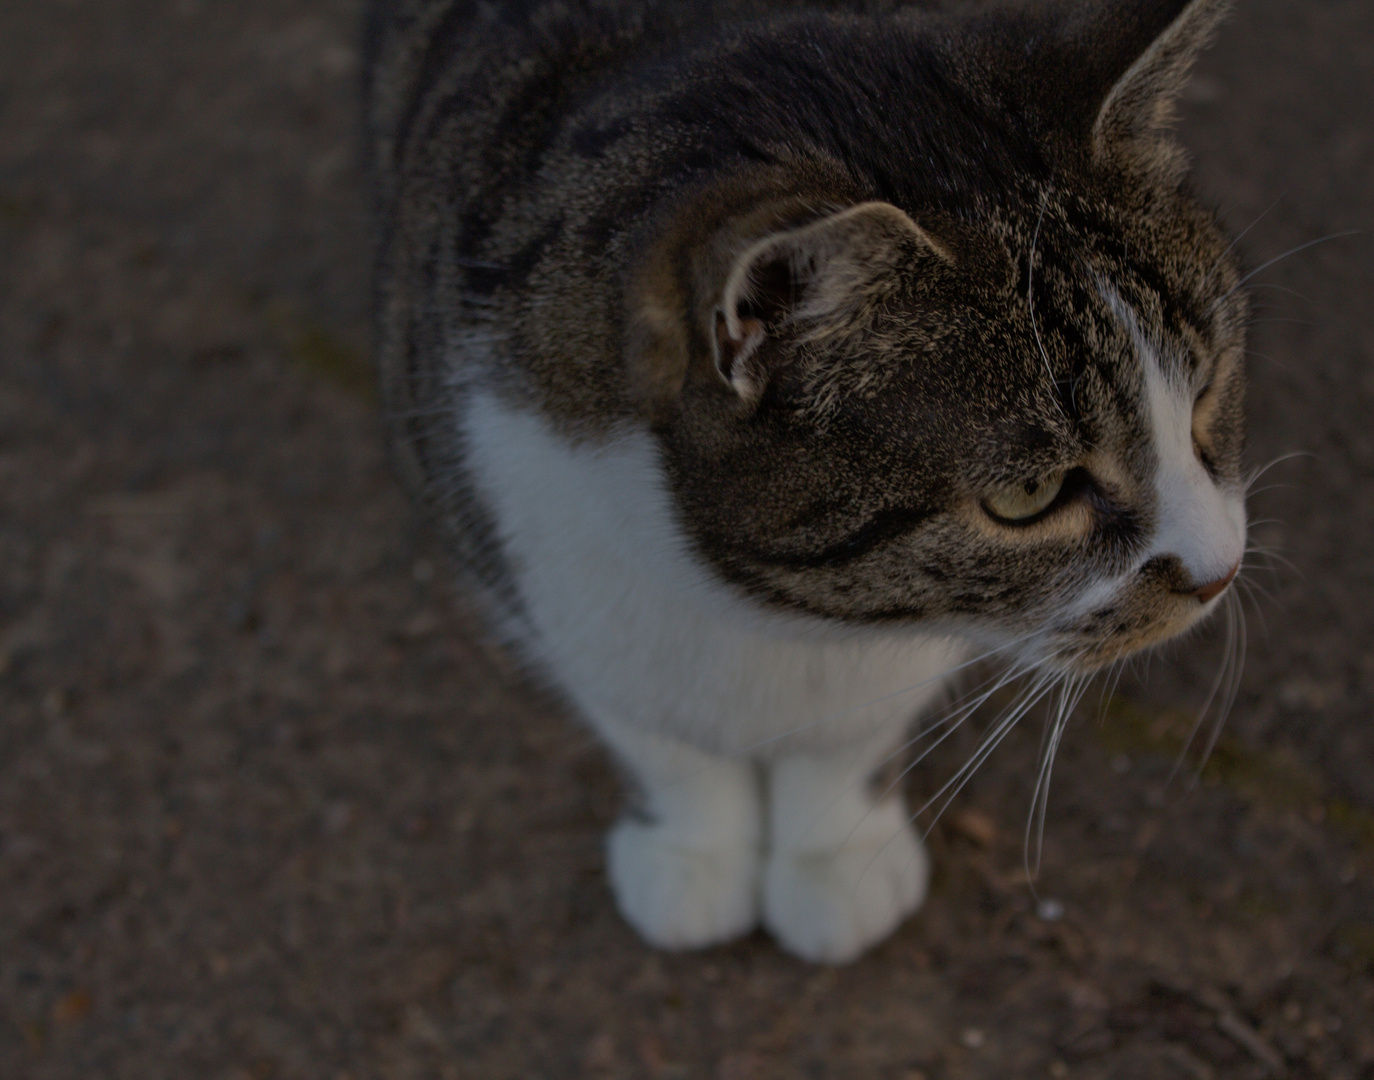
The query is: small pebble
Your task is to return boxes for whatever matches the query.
[960,1027,986,1049]
[1036,898,1065,922]
[1110,753,1132,774]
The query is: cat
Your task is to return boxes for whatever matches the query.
[363,0,1248,963]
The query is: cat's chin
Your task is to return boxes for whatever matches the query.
[1041,601,1233,675]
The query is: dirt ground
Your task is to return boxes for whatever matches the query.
[1,1,1372,1078]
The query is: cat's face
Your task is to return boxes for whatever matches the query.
[643,1,1247,674]
[659,186,1246,674]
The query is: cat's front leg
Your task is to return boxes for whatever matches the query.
[763,754,928,964]
[598,719,764,950]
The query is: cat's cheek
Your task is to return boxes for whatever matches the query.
[1193,382,1247,483]
[947,500,1110,616]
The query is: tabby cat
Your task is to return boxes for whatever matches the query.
[364,0,1247,962]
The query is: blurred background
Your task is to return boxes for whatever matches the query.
[0,1,1370,1077]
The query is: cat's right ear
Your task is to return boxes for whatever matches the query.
[713,202,948,407]
[1040,0,1232,171]
[1090,0,1231,158]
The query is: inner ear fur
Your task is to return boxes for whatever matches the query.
[713,202,948,405]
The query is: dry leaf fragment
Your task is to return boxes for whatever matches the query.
[950,808,997,847]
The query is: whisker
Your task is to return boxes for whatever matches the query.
[1241,281,1313,305]
[1027,190,1066,419]
[1026,671,1092,880]
[1235,572,1279,606]
[884,667,1019,761]
[1212,230,1361,309]
[839,660,1045,858]
[1244,315,1314,329]
[656,634,1056,826]
[1191,593,1247,785]
[1167,593,1240,789]
[734,630,1047,757]
[1033,678,1088,868]
[1244,546,1301,577]
[914,671,1063,840]
[1202,194,1283,289]
[872,658,1044,801]
[1233,576,1272,637]
[1243,451,1313,491]
[1097,658,1127,719]
[1189,201,1239,266]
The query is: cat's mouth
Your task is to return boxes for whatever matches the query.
[1044,569,1241,674]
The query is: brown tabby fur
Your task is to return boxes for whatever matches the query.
[365,0,1245,672]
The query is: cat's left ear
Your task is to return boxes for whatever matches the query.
[1087,0,1232,164]
[713,202,948,406]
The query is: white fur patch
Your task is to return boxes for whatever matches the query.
[461,389,968,762]
[763,756,928,963]
[1140,351,1246,587]
[1091,288,1247,605]
[462,391,959,960]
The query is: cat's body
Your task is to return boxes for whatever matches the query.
[366,0,1247,962]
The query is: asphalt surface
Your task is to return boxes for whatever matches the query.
[1,1,1372,1077]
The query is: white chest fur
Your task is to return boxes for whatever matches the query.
[461,389,968,761]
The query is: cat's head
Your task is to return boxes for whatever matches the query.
[635,0,1246,673]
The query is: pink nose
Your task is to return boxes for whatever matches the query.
[1193,561,1240,604]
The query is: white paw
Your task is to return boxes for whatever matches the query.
[606,817,761,950]
[762,804,928,964]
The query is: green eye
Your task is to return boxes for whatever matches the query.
[984,471,1066,523]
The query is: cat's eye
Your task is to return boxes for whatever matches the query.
[983,471,1066,524]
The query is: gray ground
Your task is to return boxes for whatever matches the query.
[1,1,1372,1078]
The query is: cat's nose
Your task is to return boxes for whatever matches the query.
[1192,560,1240,604]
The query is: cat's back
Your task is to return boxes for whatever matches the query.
[363,0,923,244]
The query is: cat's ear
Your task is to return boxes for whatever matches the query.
[713,202,947,406]
[1081,0,1232,164]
